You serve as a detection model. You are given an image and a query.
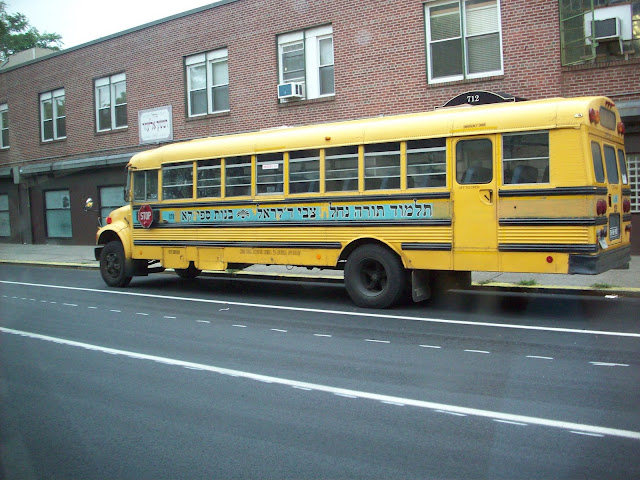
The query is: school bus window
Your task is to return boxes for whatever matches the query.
[289,149,320,194]
[225,156,252,197]
[133,170,158,202]
[257,153,284,195]
[456,139,493,184]
[363,142,400,191]
[407,138,446,188]
[162,163,193,200]
[502,131,549,184]
[325,145,359,192]
[591,142,605,183]
[618,149,628,185]
[197,159,221,198]
[599,107,616,131]
[603,145,619,184]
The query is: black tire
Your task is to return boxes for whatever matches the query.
[100,241,132,287]
[344,244,406,308]
[175,263,202,280]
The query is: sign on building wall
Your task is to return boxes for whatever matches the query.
[138,106,173,144]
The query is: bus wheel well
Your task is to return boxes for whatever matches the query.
[98,230,121,246]
[339,239,402,265]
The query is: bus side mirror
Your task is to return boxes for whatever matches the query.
[124,188,131,203]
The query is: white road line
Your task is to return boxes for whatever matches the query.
[232,324,247,328]
[88,306,98,309]
[465,349,490,354]
[293,386,313,391]
[420,345,442,349]
[164,316,176,319]
[381,401,405,407]
[196,320,211,324]
[365,339,390,344]
[2,280,638,338]
[589,362,629,367]
[110,309,121,313]
[527,355,554,360]
[2,326,639,441]
[271,329,287,333]
[314,334,332,338]
[63,303,77,307]
[494,419,528,426]
[436,410,467,417]
[570,431,605,438]
[334,393,358,399]
[136,313,149,316]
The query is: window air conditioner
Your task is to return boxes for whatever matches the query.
[593,17,621,41]
[277,83,304,100]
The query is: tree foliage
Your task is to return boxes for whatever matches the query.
[0,1,63,61]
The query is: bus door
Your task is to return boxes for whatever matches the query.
[452,136,499,271]
[601,143,624,247]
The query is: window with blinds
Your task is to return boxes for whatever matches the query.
[425,0,503,83]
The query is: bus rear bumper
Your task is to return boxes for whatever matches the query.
[568,245,631,274]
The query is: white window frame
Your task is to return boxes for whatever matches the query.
[278,25,334,100]
[0,103,8,149]
[185,48,229,117]
[425,0,504,84]
[628,153,639,213]
[40,89,66,142]
[95,73,127,132]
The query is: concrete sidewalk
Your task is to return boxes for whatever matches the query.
[1,243,639,295]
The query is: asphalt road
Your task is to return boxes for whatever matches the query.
[1,264,639,479]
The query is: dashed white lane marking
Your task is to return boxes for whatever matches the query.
[110,309,121,313]
[136,312,149,316]
[271,329,287,333]
[314,334,332,338]
[590,362,629,367]
[164,316,176,319]
[2,326,639,440]
[3,280,639,338]
[465,349,490,354]
[527,355,554,360]
[232,324,247,328]
[436,410,467,417]
[420,345,442,349]
[88,306,97,309]
[63,303,77,307]
[365,339,390,344]
[196,320,210,324]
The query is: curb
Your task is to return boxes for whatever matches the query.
[2,259,639,297]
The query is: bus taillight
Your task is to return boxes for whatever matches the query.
[623,198,631,213]
[617,122,625,135]
[589,108,600,124]
[106,216,112,225]
[596,199,607,215]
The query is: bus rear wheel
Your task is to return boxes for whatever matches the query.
[344,244,406,308]
[100,241,132,287]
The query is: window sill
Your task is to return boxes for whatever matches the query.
[278,95,335,108]
[186,111,231,122]
[428,75,504,89]
[96,127,128,136]
[561,56,640,72]
[40,138,66,146]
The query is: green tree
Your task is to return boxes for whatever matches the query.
[0,1,63,61]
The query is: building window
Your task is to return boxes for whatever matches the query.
[45,190,72,238]
[0,104,8,149]
[629,154,639,213]
[99,186,125,222]
[185,49,229,117]
[40,89,66,142]
[95,73,127,131]
[425,0,503,83]
[278,25,334,100]
[0,194,9,237]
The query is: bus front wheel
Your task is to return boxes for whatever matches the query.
[344,244,406,308]
[100,241,132,287]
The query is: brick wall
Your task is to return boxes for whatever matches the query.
[0,0,638,169]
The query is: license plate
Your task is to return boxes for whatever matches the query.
[609,214,620,241]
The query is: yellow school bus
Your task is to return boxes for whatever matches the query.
[93,96,632,308]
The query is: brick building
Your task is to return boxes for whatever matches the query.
[0,0,639,251]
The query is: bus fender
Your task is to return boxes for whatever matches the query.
[411,269,432,302]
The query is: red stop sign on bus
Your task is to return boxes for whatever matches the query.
[137,204,153,228]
